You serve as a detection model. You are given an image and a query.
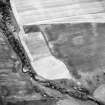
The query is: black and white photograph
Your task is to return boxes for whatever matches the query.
[0,0,105,105]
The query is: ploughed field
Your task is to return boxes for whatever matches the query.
[40,23,105,91]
